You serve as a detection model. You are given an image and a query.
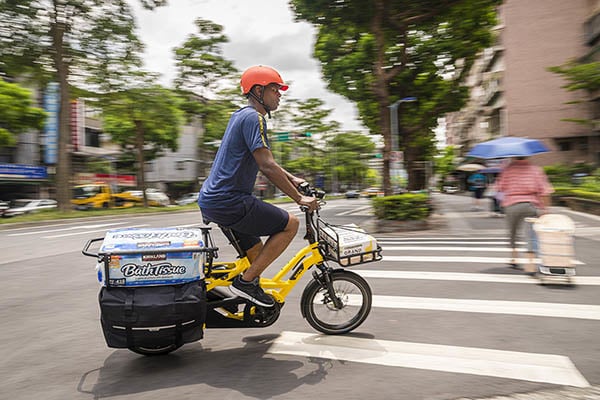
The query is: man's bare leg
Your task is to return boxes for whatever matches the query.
[242,212,299,281]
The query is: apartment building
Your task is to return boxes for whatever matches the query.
[447,0,600,167]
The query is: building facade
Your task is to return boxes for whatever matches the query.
[1,95,204,202]
[447,0,600,167]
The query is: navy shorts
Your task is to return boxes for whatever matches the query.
[200,195,289,251]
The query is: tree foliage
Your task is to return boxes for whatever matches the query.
[549,59,600,127]
[326,132,376,191]
[102,79,184,206]
[173,18,238,97]
[549,60,600,93]
[290,0,498,192]
[0,79,46,147]
[433,145,457,187]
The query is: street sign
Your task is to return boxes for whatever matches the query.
[274,132,290,142]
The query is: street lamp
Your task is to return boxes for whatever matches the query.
[388,97,417,190]
[389,97,417,156]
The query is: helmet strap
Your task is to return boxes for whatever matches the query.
[248,86,272,118]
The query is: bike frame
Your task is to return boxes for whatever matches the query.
[205,208,326,305]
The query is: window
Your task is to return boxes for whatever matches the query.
[85,127,101,147]
[558,141,572,152]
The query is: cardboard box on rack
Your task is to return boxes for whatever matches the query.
[99,227,206,287]
[319,223,378,266]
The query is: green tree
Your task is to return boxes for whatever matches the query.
[0,79,46,147]
[548,60,600,127]
[326,132,376,191]
[172,18,240,169]
[284,98,341,181]
[0,0,163,211]
[291,0,498,193]
[433,145,457,188]
[173,18,238,97]
[102,80,184,207]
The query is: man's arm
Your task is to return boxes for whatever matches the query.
[253,147,317,211]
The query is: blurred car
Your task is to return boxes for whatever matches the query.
[361,187,384,198]
[0,200,8,216]
[124,189,170,206]
[344,190,360,199]
[442,185,459,194]
[175,192,199,206]
[3,199,58,217]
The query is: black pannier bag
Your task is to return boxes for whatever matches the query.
[93,227,216,354]
[99,280,207,352]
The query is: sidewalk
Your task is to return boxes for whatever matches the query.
[428,193,600,241]
[453,385,600,400]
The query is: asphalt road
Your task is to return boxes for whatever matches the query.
[1,194,599,400]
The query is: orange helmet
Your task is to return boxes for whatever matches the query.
[240,65,288,95]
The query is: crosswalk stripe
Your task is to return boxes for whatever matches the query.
[354,269,600,285]
[382,246,527,252]
[347,295,600,320]
[268,331,590,387]
[382,255,585,265]
[376,236,518,241]
[377,241,524,245]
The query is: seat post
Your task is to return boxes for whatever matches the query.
[219,226,247,259]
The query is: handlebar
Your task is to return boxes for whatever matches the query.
[298,182,325,200]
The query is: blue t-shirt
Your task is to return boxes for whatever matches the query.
[468,173,486,189]
[198,107,269,208]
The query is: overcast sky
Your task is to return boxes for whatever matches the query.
[129,0,365,132]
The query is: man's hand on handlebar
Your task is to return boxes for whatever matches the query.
[296,182,321,213]
[298,195,318,213]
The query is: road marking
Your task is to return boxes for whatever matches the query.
[382,246,527,252]
[375,237,521,241]
[382,255,585,265]
[43,224,149,238]
[354,269,600,285]
[269,331,590,387]
[377,241,523,245]
[338,205,372,216]
[348,295,600,320]
[6,222,131,236]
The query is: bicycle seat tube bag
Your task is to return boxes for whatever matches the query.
[97,228,210,350]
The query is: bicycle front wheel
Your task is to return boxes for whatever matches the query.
[301,269,372,335]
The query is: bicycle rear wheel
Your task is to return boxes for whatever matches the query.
[301,269,372,335]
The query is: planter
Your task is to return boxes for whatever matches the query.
[562,197,600,216]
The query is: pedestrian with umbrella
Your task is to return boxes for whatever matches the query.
[467,137,554,272]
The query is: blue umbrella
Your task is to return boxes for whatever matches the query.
[467,136,549,159]
[480,167,502,174]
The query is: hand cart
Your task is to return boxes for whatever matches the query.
[526,214,576,284]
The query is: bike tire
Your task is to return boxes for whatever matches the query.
[301,269,372,335]
[130,343,181,356]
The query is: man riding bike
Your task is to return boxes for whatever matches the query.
[198,65,318,308]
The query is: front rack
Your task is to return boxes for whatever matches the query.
[316,218,382,267]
